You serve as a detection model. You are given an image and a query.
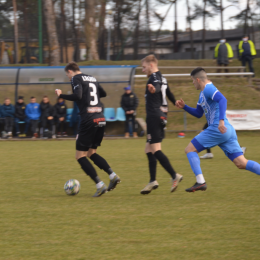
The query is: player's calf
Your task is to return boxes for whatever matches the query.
[89,153,120,191]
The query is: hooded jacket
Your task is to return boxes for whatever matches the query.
[120,92,139,112]
[54,101,67,118]
[25,102,41,120]
[15,101,26,120]
[2,103,15,118]
[40,101,55,119]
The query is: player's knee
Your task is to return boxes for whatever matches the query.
[234,161,246,169]
[184,146,190,154]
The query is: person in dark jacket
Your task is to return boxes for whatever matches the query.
[120,85,139,138]
[2,98,15,137]
[14,96,26,136]
[40,96,55,137]
[238,35,257,75]
[54,97,67,137]
[25,96,41,138]
[214,39,233,73]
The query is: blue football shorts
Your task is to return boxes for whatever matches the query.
[191,123,243,161]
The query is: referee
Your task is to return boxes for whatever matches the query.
[140,55,183,194]
[55,62,120,197]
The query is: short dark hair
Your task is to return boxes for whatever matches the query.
[190,67,206,77]
[30,96,35,99]
[65,61,80,72]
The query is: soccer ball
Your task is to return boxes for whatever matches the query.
[64,179,80,195]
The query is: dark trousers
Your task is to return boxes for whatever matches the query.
[125,114,136,133]
[41,117,54,131]
[57,119,67,133]
[4,117,14,132]
[25,119,39,134]
[241,56,254,74]
[15,118,27,134]
[217,63,229,73]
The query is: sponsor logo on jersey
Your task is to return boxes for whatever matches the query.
[162,77,167,84]
[74,84,79,90]
[81,76,97,82]
[93,117,106,123]
[87,107,102,113]
[152,73,158,82]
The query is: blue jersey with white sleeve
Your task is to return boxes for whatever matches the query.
[197,82,229,125]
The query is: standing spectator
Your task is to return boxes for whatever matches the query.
[40,96,55,138]
[14,96,26,137]
[238,35,257,75]
[214,39,233,73]
[2,98,15,138]
[120,85,139,138]
[25,96,41,138]
[54,97,67,137]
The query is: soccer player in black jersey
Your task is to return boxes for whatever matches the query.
[55,62,120,197]
[140,55,183,194]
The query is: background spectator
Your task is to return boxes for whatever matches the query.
[120,85,139,138]
[14,96,26,137]
[25,96,41,139]
[2,98,15,138]
[238,35,257,76]
[214,38,233,73]
[54,97,67,137]
[40,96,55,138]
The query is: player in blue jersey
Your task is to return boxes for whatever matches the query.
[176,67,260,192]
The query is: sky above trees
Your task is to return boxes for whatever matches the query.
[139,0,256,32]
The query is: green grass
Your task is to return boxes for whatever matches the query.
[1,136,260,260]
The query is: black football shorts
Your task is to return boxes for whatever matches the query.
[76,121,105,151]
[146,116,165,144]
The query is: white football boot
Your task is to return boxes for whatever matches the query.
[200,153,214,159]
[140,180,159,195]
[171,173,183,192]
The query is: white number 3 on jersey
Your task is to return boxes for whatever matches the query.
[89,83,98,106]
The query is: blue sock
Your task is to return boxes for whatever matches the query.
[246,160,260,175]
[187,152,202,176]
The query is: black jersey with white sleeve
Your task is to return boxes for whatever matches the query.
[145,71,175,117]
[60,73,106,120]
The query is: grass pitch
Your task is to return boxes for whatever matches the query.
[1,136,260,260]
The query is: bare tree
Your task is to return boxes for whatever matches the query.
[85,0,99,60]
[98,0,107,60]
[145,0,152,52]
[193,0,216,59]
[60,0,68,63]
[133,0,142,59]
[12,0,18,63]
[43,0,60,65]
[72,0,80,61]
[186,0,194,58]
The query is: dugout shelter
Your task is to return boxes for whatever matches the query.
[0,65,138,136]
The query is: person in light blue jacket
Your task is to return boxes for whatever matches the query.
[25,96,41,138]
[2,98,15,137]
